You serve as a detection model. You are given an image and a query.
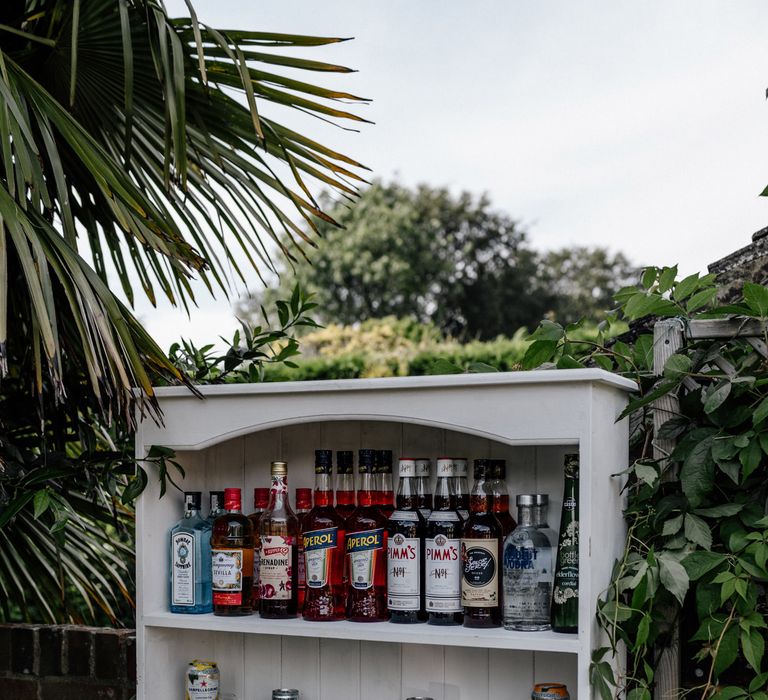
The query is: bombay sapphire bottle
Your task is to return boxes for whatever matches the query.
[169,491,212,614]
[502,494,555,631]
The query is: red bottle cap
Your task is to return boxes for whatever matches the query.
[253,487,269,509]
[296,487,312,510]
[224,487,241,511]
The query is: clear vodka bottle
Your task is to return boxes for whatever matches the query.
[502,494,555,631]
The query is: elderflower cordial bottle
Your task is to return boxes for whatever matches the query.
[551,454,579,634]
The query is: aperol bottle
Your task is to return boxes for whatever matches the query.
[335,450,356,520]
[375,449,395,518]
[295,487,313,610]
[346,448,388,621]
[303,450,346,621]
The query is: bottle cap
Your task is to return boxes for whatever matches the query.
[517,493,548,506]
[490,459,507,479]
[473,458,490,479]
[336,450,354,475]
[436,458,455,476]
[376,449,393,473]
[564,453,579,478]
[358,449,376,474]
[223,487,241,511]
[253,487,269,509]
[453,458,468,476]
[315,449,333,473]
[398,459,417,477]
[415,458,431,477]
[296,487,312,510]
[184,491,202,510]
[208,491,224,511]
[271,461,288,476]
[272,690,300,700]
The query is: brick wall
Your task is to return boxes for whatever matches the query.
[0,624,136,700]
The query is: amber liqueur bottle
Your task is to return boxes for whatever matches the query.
[295,486,313,611]
[489,459,516,538]
[375,450,395,518]
[247,487,269,607]
[345,448,388,621]
[453,457,470,522]
[260,461,299,619]
[335,450,356,520]
[211,487,255,616]
[426,458,463,625]
[387,459,426,623]
[461,459,502,628]
[303,450,346,621]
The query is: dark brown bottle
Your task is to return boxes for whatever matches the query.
[453,457,470,521]
[461,459,502,628]
[415,458,433,521]
[375,449,395,518]
[212,488,255,616]
[489,459,516,538]
[259,461,299,619]
[247,487,269,607]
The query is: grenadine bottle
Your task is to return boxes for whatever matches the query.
[303,450,346,621]
[375,449,395,518]
[259,461,299,619]
[345,448,388,622]
[296,486,313,611]
[247,487,269,607]
[335,450,356,520]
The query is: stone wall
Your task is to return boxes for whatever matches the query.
[709,226,768,302]
[0,623,135,700]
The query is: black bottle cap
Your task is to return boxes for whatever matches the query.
[209,491,224,510]
[184,491,202,510]
[376,449,393,473]
[490,459,507,479]
[315,449,333,473]
[359,448,376,474]
[473,459,490,479]
[337,450,354,474]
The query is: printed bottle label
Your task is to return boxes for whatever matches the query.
[252,547,261,592]
[304,527,339,589]
[212,548,244,606]
[171,532,196,606]
[461,538,499,607]
[346,528,385,590]
[505,544,539,571]
[387,533,420,610]
[425,535,461,612]
[260,535,293,600]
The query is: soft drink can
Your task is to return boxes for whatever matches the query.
[532,683,570,700]
[186,660,220,700]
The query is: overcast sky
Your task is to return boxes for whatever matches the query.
[145,0,768,348]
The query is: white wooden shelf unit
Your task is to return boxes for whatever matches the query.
[136,369,635,700]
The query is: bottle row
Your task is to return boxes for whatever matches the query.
[169,450,579,631]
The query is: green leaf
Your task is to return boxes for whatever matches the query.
[674,273,701,302]
[664,353,692,380]
[634,462,658,487]
[684,513,713,550]
[687,287,717,313]
[750,672,768,693]
[755,397,768,427]
[694,503,744,518]
[662,513,684,536]
[658,553,689,605]
[427,358,463,375]
[713,624,740,678]
[641,267,657,289]
[743,282,768,318]
[658,265,678,293]
[33,489,51,519]
[521,340,558,370]
[636,613,651,647]
[531,320,565,341]
[741,628,764,673]
[740,438,762,479]
[680,437,715,508]
[556,354,585,369]
[703,382,732,414]
[683,550,725,580]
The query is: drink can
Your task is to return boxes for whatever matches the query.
[272,690,300,700]
[186,660,220,700]
[532,683,570,700]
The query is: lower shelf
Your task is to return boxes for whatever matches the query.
[142,611,581,653]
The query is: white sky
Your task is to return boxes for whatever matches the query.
[140,0,768,348]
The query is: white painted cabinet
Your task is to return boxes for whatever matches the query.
[135,369,635,700]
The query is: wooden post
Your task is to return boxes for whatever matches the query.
[652,318,685,699]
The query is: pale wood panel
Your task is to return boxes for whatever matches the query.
[360,640,401,700]
[490,444,537,518]
[534,445,574,535]
[281,636,320,699]
[244,428,281,510]
[244,634,282,700]
[534,651,579,698]
[444,429,491,463]
[282,422,323,492]
[401,643,445,700]
[321,421,362,493]
[402,423,444,493]
[206,436,245,494]
[444,646,488,699]
[489,649,534,700]
[320,638,361,700]
[361,420,403,458]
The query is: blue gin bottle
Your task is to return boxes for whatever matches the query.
[169,491,213,613]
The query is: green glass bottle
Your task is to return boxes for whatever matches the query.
[551,453,579,633]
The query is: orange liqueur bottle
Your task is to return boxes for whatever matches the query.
[259,461,299,619]
[211,487,254,616]
[247,487,269,607]
[335,451,356,520]
[303,450,346,621]
[296,486,313,611]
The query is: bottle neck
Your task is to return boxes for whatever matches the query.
[433,475,455,510]
[184,507,201,519]
[268,475,291,512]
[314,472,333,507]
[469,476,492,514]
[396,476,418,509]
[377,471,393,491]
[358,471,376,506]
[517,504,547,527]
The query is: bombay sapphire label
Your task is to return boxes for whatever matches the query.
[346,528,384,590]
[171,532,196,606]
[425,534,461,612]
[304,527,339,589]
[387,533,420,610]
[461,539,498,607]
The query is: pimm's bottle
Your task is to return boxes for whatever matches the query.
[489,459,516,538]
[296,486,313,611]
[260,461,299,619]
[461,459,502,628]
[335,450,356,520]
[345,448,388,621]
[376,449,395,518]
[303,449,346,621]
[415,458,433,521]
[425,458,463,626]
[211,487,254,616]
[169,491,212,614]
[247,487,269,607]
[551,453,579,634]
[207,491,225,523]
[387,459,426,623]
[453,457,470,522]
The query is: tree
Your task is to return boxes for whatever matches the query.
[240,181,555,339]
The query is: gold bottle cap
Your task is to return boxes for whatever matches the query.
[271,461,288,475]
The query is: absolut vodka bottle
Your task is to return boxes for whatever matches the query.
[502,494,555,631]
[169,491,212,614]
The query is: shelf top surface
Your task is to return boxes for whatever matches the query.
[142,611,582,654]
[148,368,637,401]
